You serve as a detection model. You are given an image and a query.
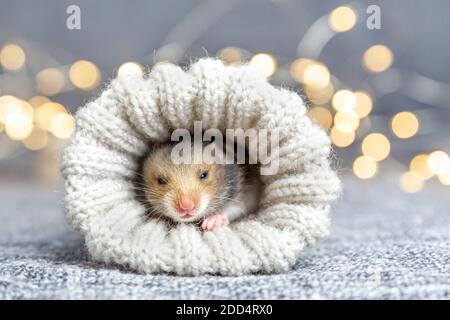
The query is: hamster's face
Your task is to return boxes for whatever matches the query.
[142,148,226,223]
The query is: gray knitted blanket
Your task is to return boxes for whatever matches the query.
[0,177,448,299]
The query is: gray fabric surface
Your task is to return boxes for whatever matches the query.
[0,177,449,299]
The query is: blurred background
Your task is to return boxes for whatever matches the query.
[1,0,449,194]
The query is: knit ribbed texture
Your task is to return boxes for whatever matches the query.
[60,58,341,276]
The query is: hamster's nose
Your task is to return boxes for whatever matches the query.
[177,197,196,215]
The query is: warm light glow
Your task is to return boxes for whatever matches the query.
[154,60,169,67]
[391,112,419,139]
[250,53,277,78]
[308,106,333,129]
[363,45,394,73]
[0,44,26,71]
[438,170,450,186]
[329,6,357,32]
[305,82,334,105]
[410,154,433,180]
[35,102,67,131]
[51,113,75,139]
[5,112,33,140]
[23,126,48,150]
[117,62,144,77]
[28,96,51,108]
[0,97,33,124]
[334,111,359,132]
[400,172,424,193]
[36,68,65,96]
[361,133,391,161]
[303,63,330,89]
[332,90,356,112]
[0,95,19,123]
[218,47,243,65]
[353,155,378,179]
[427,151,450,175]
[290,58,314,83]
[18,100,33,120]
[354,91,373,118]
[331,126,355,147]
[69,60,101,90]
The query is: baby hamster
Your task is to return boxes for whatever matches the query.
[141,142,260,231]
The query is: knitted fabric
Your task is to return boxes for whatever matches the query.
[60,58,341,276]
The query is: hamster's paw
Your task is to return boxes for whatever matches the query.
[201,214,229,231]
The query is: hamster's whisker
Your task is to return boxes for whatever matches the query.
[130,170,148,179]
[130,181,151,188]
[128,187,152,194]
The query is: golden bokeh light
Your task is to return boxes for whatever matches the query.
[363,45,394,73]
[0,95,16,106]
[353,155,378,179]
[0,95,19,123]
[69,60,101,90]
[290,58,313,83]
[18,100,33,120]
[438,170,450,186]
[354,91,373,118]
[332,89,356,112]
[51,113,75,139]
[303,63,330,89]
[331,126,355,147]
[5,112,33,140]
[218,47,243,65]
[0,44,26,71]
[410,154,433,180]
[154,60,169,67]
[36,68,65,96]
[307,106,333,129]
[427,150,450,175]
[34,102,67,131]
[328,6,357,32]
[0,96,33,124]
[391,111,419,139]
[361,133,391,161]
[400,172,424,193]
[28,96,51,108]
[305,81,334,105]
[23,126,48,150]
[334,110,359,132]
[250,53,277,78]
[117,62,144,77]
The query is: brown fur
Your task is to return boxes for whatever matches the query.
[142,143,244,223]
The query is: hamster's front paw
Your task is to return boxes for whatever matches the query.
[201,214,229,231]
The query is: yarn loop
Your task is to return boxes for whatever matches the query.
[61,59,341,275]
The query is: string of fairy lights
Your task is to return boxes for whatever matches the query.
[0,5,449,192]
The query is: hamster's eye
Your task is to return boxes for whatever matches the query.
[199,171,208,180]
[157,176,167,185]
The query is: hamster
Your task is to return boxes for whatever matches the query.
[141,142,261,231]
